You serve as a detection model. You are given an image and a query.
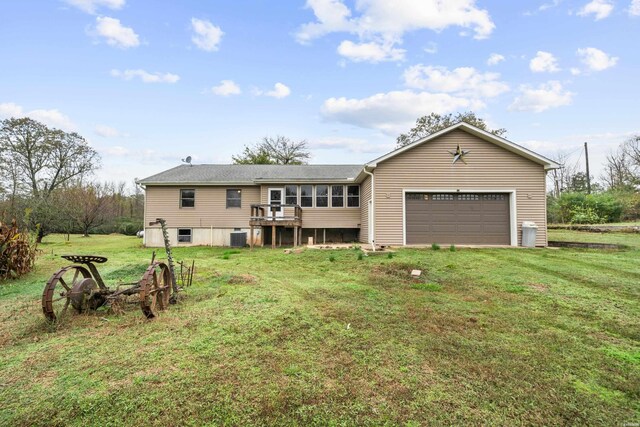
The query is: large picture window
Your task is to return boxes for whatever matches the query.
[331,185,344,207]
[300,185,313,207]
[285,185,298,205]
[180,189,195,208]
[347,185,360,207]
[315,185,328,207]
[177,228,192,243]
[226,189,242,208]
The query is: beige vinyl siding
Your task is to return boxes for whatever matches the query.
[260,184,361,229]
[359,176,371,243]
[144,185,259,228]
[374,129,548,246]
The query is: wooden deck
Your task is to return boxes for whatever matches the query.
[249,204,302,249]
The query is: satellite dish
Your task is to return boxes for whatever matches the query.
[181,156,192,166]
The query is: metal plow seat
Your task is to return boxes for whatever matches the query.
[61,255,108,264]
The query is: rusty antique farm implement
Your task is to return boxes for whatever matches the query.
[42,218,193,322]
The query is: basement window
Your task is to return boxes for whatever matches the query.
[180,189,195,208]
[177,228,192,243]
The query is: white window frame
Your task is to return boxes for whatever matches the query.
[177,228,192,244]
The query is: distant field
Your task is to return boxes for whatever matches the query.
[1,233,638,426]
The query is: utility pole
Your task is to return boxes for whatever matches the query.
[584,142,591,194]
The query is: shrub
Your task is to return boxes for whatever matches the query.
[569,205,603,224]
[387,252,394,259]
[357,252,363,261]
[449,244,456,252]
[329,255,336,262]
[616,191,640,221]
[431,243,441,250]
[548,192,624,224]
[0,220,38,280]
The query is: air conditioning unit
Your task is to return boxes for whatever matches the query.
[230,231,247,247]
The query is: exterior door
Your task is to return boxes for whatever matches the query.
[405,193,510,245]
[268,188,284,218]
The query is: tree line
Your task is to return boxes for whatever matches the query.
[0,118,143,241]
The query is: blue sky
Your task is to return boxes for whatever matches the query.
[1,0,639,187]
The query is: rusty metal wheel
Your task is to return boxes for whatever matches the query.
[139,262,171,319]
[42,266,91,322]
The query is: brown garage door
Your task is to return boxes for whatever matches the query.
[405,193,510,245]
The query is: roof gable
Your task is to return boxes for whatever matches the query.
[365,122,560,170]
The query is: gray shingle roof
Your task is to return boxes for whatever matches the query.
[137,164,364,185]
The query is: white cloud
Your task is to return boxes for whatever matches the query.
[0,102,76,130]
[64,0,124,14]
[570,67,582,75]
[631,0,640,15]
[539,0,562,11]
[337,40,405,62]
[577,0,614,20]
[211,80,241,96]
[321,90,482,134]
[403,65,509,98]
[0,102,22,118]
[529,51,560,73]
[424,42,438,54]
[509,81,573,113]
[94,124,120,137]
[255,82,291,99]
[309,137,393,154]
[577,47,618,71]
[190,18,223,52]
[94,16,139,48]
[104,145,129,156]
[296,0,495,63]
[110,69,180,83]
[487,53,505,66]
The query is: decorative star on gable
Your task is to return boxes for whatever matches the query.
[448,144,470,164]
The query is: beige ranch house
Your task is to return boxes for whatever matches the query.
[138,123,559,248]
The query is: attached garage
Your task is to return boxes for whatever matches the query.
[404,192,513,245]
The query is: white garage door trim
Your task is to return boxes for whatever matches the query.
[402,188,518,247]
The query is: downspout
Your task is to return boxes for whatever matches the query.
[363,166,375,251]
[140,183,147,247]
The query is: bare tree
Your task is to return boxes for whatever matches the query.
[601,145,637,190]
[0,117,100,241]
[62,183,116,237]
[549,151,579,197]
[0,118,99,198]
[623,135,640,169]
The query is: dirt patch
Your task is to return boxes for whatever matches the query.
[369,262,428,287]
[227,274,258,285]
[527,283,548,292]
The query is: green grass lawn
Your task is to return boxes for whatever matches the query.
[1,233,639,426]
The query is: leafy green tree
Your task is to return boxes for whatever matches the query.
[396,112,507,147]
[232,136,310,165]
[231,144,274,164]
